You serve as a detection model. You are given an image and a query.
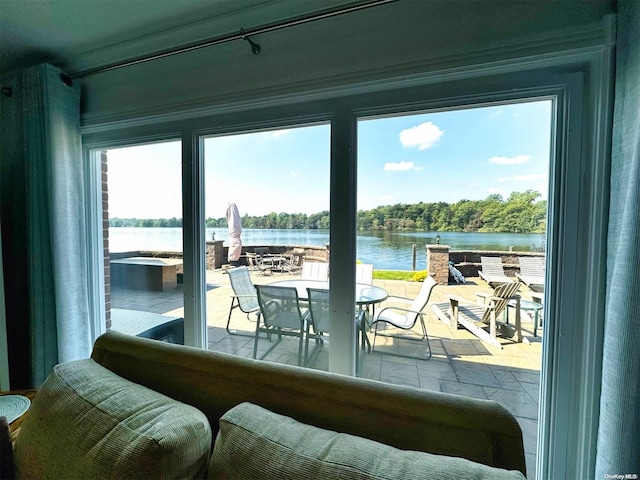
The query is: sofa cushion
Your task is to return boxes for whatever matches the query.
[208,402,526,480]
[13,359,212,480]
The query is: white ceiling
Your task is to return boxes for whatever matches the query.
[0,0,365,75]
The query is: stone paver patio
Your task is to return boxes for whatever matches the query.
[111,269,542,478]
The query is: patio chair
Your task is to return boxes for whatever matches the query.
[301,261,329,281]
[478,256,514,286]
[305,288,368,369]
[254,247,291,273]
[281,249,304,275]
[371,276,437,360]
[226,266,260,337]
[356,263,374,284]
[245,252,272,276]
[516,256,545,290]
[438,281,522,349]
[356,263,376,318]
[254,285,307,366]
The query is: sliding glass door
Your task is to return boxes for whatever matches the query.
[355,100,552,478]
[201,124,331,369]
[97,140,184,343]
[83,65,608,480]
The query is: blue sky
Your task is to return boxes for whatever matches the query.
[106,99,551,219]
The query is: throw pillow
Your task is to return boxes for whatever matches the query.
[13,359,212,480]
[209,402,526,480]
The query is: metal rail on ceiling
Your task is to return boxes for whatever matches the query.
[70,0,398,79]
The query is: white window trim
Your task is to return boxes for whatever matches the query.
[84,148,106,340]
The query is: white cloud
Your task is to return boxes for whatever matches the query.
[399,122,444,150]
[384,160,417,171]
[378,195,394,202]
[488,187,504,194]
[272,129,291,138]
[290,170,299,177]
[489,154,531,165]
[488,109,504,119]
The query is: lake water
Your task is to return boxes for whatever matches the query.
[109,228,545,271]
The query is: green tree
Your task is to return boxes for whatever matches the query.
[108,190,547,234]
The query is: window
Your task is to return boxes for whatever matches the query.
[356,100,552,477]
[91,140,184,343]
[202,124,330,368]
[84,63,610,479]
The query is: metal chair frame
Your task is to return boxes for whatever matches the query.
[254,285,307,366]
[305,288,367,372]
[245,252,273,276]
[371,276,437,360]
[226,266,260,337]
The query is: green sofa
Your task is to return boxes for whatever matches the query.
[12,331,527,479]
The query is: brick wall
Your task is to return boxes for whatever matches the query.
[101,152,111,330]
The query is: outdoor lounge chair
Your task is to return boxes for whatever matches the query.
[370,276,437,360]
[431,281,522,349]
[516,256,545,290]
[226,266,260,337]
[254,285,307,366]
[478,256,514,286]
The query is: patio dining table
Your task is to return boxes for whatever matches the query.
[267,280,388,307]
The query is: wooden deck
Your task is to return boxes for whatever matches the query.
[111,270,542,478]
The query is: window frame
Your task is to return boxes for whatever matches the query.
[83,50,613,479]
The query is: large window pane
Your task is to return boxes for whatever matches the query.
[101,141,184,344]
[356,100,551,479]
[202,124,331,369]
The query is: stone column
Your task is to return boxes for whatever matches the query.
[426,244,450,285]
[206,240,225,270]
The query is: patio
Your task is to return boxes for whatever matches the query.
[111,269,542,478]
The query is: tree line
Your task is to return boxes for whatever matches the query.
[110,217,183,228]
[110,190,547,234]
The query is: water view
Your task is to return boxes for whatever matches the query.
[109,228,545,271]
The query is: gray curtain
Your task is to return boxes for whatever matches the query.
[22,64,91,385]
[0,221,9,390]
[596,1,640,477]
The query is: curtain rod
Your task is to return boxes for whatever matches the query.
[70,0,398,79]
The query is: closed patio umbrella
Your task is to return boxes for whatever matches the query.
[226,202,242,263]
